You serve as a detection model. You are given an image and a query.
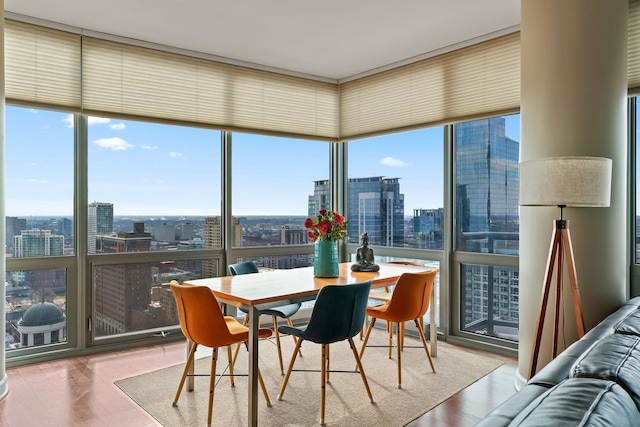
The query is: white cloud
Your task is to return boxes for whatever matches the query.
[88,117,111,125]
[93,137,134,150]
[140,144,158,150]
[20,178,48,184]
[110,123,126,130]
[62,114,74,128]
[169,152,183,158]
[380,156,410,167]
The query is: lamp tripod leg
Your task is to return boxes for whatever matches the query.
[528,226,562,380]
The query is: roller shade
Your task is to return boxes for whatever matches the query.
[4,20,81,110]
[339,32,521,141]
[81,37,339,140]
[628,0,640,94]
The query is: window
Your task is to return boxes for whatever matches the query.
[93,259,211,339]
[454,116,520,255]
[347,128,444,248]
[454,114,520,343]
[5,268,68,350]
[460,263,519,341]
[87,117,221,254]
[5,107,74,257]
[232,133,329,248]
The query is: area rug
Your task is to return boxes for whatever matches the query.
[115,329,506,426]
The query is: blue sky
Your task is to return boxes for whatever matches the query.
[5,106,521,217]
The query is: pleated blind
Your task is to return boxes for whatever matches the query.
[4,20,81,110]
[628,0,640,94]
[339,32,521,141]
[81,37,339,140]
[8,3,640,141]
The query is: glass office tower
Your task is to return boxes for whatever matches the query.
[455,117,520,339]
[309,176,405,246]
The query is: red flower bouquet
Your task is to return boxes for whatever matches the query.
[304,209,348,241]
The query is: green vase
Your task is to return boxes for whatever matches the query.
[314,240,339,277]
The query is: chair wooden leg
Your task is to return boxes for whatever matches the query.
[388,322,393,359]
[320,343,327,425]
[286,318,302,357]
[277,338,303,400]
[226,345,235,386]
[349,337,374,403]
[231,315,250,367]
[207,347,218,427]
[326,344,331,383]
[273,315,285,375]
[396,322,402,389]
[173,342,198,405]
[358,317,376,366]
[257,368,272,407]
[415,319,436,373]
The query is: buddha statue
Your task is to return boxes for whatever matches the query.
[351,232,379,272]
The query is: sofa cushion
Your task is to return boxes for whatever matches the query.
[528,337,599,388]
[509,378,639,426]
[473,384,549,427]
[614,308,640,336]
[582,302,640,341]
[570,333,640,411]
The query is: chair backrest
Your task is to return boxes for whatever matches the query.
[385,270,438,321]
[228,261,259,276]
[170,280,234,347]
[302,280,372,344]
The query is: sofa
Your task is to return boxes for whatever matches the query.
[476,296,640,426]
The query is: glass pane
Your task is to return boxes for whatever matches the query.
[93,259,212,338]
[232,134,328,247]
[88,117,221,253]
[5,107,74,257]
[460,263,519,341]
[6,268,68,350]
[454,115,520,254]
[369,257,441,329]
[238,254,313,271]
[347,128,444,248]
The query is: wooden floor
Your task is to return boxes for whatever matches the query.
[0,340,518,427]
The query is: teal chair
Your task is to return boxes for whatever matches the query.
[228,261,302,374]
[277,280,374,425]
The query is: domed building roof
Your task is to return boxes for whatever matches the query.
[18,302,66,327]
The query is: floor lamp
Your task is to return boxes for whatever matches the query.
[519,156,612,379]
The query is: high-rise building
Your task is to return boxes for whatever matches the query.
[177,223,196,240]
[308,179,330,216]
[13,229,66,293]
[202,216,242,277]
[454,117,520,334]
[93,222,156,335]
[5,216,27,256]
[309,176,405,246]
[455,117,519,253]
[280,226,306,245]
[413,208,444,249]
[88,202,114,254]
[14,229,64,257]
[152,224,176,242]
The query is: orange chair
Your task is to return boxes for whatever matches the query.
[170,280,272,427]
[363,260,426,341]
[359,270,438,389]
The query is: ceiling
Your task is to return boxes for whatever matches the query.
[4,0,521,82]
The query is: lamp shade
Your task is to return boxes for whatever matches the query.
[519,156,612,207]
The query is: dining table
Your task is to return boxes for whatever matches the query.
[183,261,437,427]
